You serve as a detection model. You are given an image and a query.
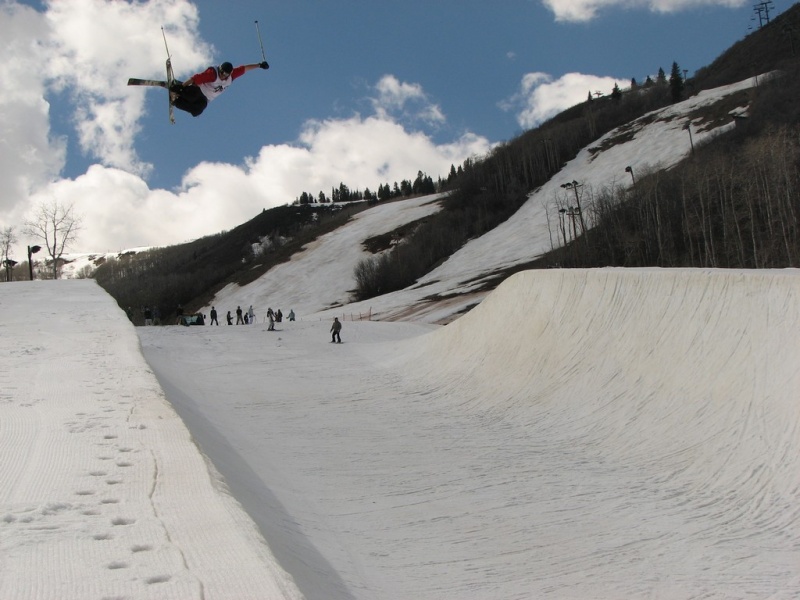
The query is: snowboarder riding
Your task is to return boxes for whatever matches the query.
[169,61,269,117]
[330,317,342,343]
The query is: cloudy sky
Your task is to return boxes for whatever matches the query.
[1,0,768,256]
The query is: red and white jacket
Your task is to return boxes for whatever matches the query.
[191,66,246,102]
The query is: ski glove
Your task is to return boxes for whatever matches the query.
[259,61,270,70]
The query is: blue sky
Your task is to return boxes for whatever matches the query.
[0,0,781,255]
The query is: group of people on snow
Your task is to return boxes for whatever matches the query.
[206,305,296,327]
[141,302,340,342]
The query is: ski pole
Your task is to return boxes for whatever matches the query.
[161,26,171,59]
[255,20,267,62]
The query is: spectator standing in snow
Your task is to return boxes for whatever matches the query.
[236,306,244,324]
[268,311,275,331]
[210,306,219,325]
[248,305,255,325]
[276,309,283,322]
[143,306,153,326]
[330,317,342,343]
[288,309,295,321]
[226,310,233,325]
[175,304,184,325]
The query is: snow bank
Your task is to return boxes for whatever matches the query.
[0,280,302,600]
[392,268,800,595]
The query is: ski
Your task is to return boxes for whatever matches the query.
[166,57,175,124]
[126,28,178,124]
[127,78,167,87]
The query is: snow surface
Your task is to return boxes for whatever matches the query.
[4,269,800,599]
[0,281,303,599]
[3,75,799,599]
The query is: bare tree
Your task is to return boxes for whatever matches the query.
[0,226,16,263]
[1,226,18,281]
[23,199,82,280]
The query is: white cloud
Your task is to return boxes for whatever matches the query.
[0,2,66,221]
[35,115,492,254]
[541,0,747,22]
[370,75,446,127]
[503,71,622,129]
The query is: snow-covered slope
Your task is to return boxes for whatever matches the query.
[205,75,767,324]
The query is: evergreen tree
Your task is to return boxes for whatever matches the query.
[656,67,667,85]
[338,182,351,202]
[669,61,685,102]
[611,82,622,102]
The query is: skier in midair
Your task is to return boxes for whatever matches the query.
[169,60,269,117]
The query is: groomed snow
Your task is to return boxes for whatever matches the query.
[3,268,799,599]
[0,280,303,600]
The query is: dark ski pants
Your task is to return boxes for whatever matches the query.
[332,331,341,343]
[173,85,208,117]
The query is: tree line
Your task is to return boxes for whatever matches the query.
[295,171,437,205]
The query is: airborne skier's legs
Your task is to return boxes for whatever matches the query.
[170,84,208,117]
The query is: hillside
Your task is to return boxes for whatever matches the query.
[203,73,778,324]
[80,4,800,324]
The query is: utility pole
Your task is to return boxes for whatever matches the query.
[558,208,568,248]
[752,1,774,28]
[561,181,588,238]
[28,245,41,281]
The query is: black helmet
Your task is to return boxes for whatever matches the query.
[219,61,233,75]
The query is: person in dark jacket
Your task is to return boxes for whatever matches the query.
[330,317,342,343]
